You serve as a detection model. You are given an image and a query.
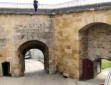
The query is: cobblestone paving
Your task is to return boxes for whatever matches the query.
[0,59,109,85]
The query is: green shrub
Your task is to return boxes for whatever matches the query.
[102,59,111,69]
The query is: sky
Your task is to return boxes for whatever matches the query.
[0,0,111,4]
[0,0,110,9]
[0,0,73,4]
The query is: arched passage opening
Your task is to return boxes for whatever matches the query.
[25,49,44,74]
[93,58,111,77]
[18,40,49,75]
[79,22,111,80]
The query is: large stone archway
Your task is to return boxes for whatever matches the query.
[79,22,111,80]
[17,40,49,76]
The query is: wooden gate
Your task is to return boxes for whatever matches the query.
[82,59,94,80]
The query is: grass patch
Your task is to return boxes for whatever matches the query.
[102,59,111,69]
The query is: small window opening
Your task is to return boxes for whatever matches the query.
[2,62,11,76]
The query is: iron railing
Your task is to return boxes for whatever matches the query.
[0,0,110,9]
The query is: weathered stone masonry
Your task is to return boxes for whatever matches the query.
[1,2,111,80]
[0,14,55,76]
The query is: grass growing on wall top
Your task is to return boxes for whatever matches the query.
[102,59,111,69]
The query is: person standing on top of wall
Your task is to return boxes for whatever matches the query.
[33,0,38,12]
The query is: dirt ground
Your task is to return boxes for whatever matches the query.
[0,59,109,85]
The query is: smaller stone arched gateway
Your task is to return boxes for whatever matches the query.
[17,40,49,76]
[79,22,111,80]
